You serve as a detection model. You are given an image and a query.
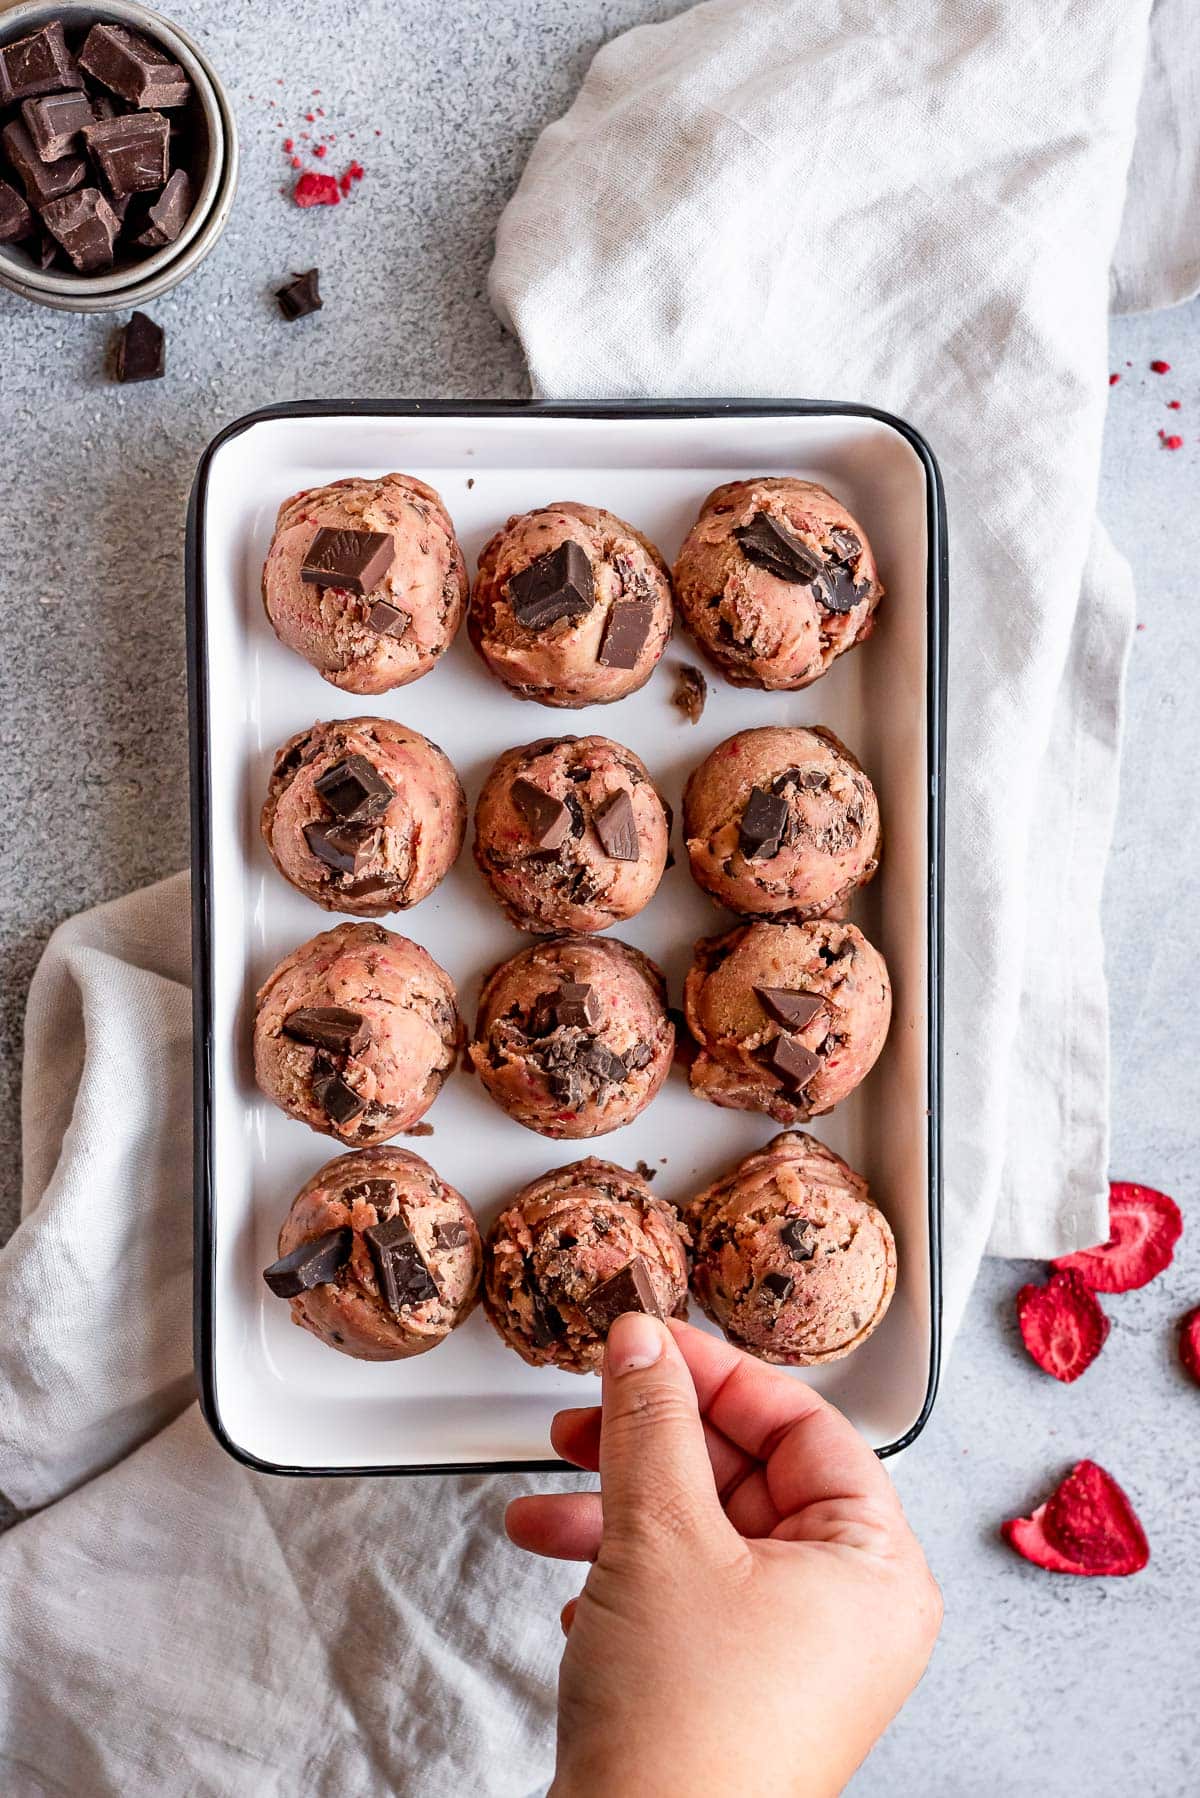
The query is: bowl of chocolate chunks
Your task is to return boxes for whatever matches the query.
[0,1,237,310]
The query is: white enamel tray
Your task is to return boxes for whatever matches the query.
[187,401,946,1475]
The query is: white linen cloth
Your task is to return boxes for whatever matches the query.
[2,4,1197,1793]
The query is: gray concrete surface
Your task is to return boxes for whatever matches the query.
[0,3,1197,1793]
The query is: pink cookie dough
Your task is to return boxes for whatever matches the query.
[473,734,671,934]
[265,1147,482,1361]
[469,936,674,1139]
[686,1131,896,1364]
[468,501,673,706]
[673,478,883,690]
[484,1158,689,1372]
[683,725,880,921]
[683,919,891,1123]
[262,473,468,694]
[254,921,461,1146]
[262,716,466,916]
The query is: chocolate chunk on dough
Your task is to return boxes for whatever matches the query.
[592,789,639,862]
[597,598,654,669]
[283,1006,371,1054]
[754,987,826,1031]
[364,1215,439,1313]
[738,786,789,860]
[510,778,571,851]
[262,1226,352,1298]
[734,512,825,584]
[301,528,394,596]
[508,541,594,631]
[314,754,394,821]
[581,1255,664,1331]
[759,1034,822,1094]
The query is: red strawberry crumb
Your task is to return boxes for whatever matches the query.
[305,112,316,123]
[314,143,327,157]
[283,137,293,151]
[1159,432,1184,451]
[293,171,340,208]
[1167,400,1181,409]
[1109,373,1119,385]
[1180,1308,1200,1385]
[338,161,365,197]
[1150,359,1171,373]
[291,156,302,169]
[1016,1269,1109,1382]
[1053,1181,1182,1291]
[1002,1461,1149,1577]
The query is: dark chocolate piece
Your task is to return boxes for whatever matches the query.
[508,540,594,631]
[78,23,191,109]
[738,786,789,861]
[313,753,394,821]
[827,528,861,563]
[303,820,371,875]
[760,1033,822,1094]
[624,1040,653,1071]
[510,777,570,851]
[0,178,33,243]
[554,982,600,1030]
[343,1178,398,1215]
[780,1217,817,1262]
[363,1215,439,1313]
[580,1042,626,1083]
[0,22,78,102]
[581,1255,664,1332]
[816,564,862,615]
[135,168,191,246]
[529,1282,566,1347]
[276,265,322,320]
[282,1006,371,1055]
[734,511,825,585]
[433,1218,469,1251]
[33,231,58,268]
[761,1270,795,1302]
[262,1226,352,1298]
[597,598,654,669]
[312,1068,367,1128]
[40,186,118,270]
[114,311,165,382]
[2,119,85,206]
[21,90,94,161]
[365,598,410,637]
[301,527,394,595]
[671,663,707,723]
[754,987,826,1032]
[83,111,169,197]
[592,789,639,862]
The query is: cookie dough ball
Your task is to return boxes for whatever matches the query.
[673,478,882,690]
[686,1131,896,1364]
[262,473,467,694]
[263,1147,482,1361]
[469,936,673,1138]
[484,1158,689,1372]
[262,717,466,916]
[683,919,891,1123]
[254,922,461,1145]
[683,726,879,921]
[473,735,670,934]
[468,502,672,706]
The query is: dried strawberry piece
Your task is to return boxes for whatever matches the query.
[1003,1460,1149,1576]
[1179,1307,1200,1386]
[293,171,340,208]
[1016,1269,1109,1382]
[1052,1181,1182,1292]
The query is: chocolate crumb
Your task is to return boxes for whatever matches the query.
[635,1159,657,1182]
[671,663,707,723]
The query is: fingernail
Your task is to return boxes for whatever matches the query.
[606,1311,665,1375]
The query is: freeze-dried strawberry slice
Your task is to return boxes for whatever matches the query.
[1179,1308,1200,1385]
[1016,1269,1109,1381]
[1052,1181,1182,1292]
[1002,1460,1149,1576]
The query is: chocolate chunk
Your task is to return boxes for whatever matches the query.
[635,1159,657,1181]
[365,598,410,637]
[312,1069,367,1128]
[135,168,191,246]
[21,90,94,161]
[734,511,824,584]
[754,987,826,1032]
[738,786,789,860]
[827,527,861,563]
[0,179,33,243]
[581,1042,626,1084]
[343,1178,398,1215]
[597,598,654,669]
[364,1215,439,1313]
[434,1218,469,1251]
[761,1270,795,1302]
[592,789,639,862]
[671,663,707,723]
[510,777,570,851]
[303,820,372,874]
[33,232,58,268]
[780,1217,817,1262]
[817,563,863,615]
[276,266,322,320]
[759,1033,822,1094]
[262,1226,352,1298]
[508,541,594,631]
[83,111,170,197]
[555,982,600,1029]
[0,22,78,102]
[40,187,118,271]
[548,1065,583,1109]
[624,1040,652,1071]
[301,528,394,596]
[529,1282,566,1347]
[114,311,165,383]
[581,1256,664,1332]
[2,119,85,207]
[314,754,394,821]
[283,1006,371,1055]
[78,23,190,108]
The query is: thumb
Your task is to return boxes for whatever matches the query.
[598,1312,732,1560]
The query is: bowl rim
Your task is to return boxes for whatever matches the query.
[0,0,226,296]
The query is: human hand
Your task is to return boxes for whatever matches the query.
[507,1315,941,1798]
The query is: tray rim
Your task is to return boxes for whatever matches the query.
[186,396,948,1478]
